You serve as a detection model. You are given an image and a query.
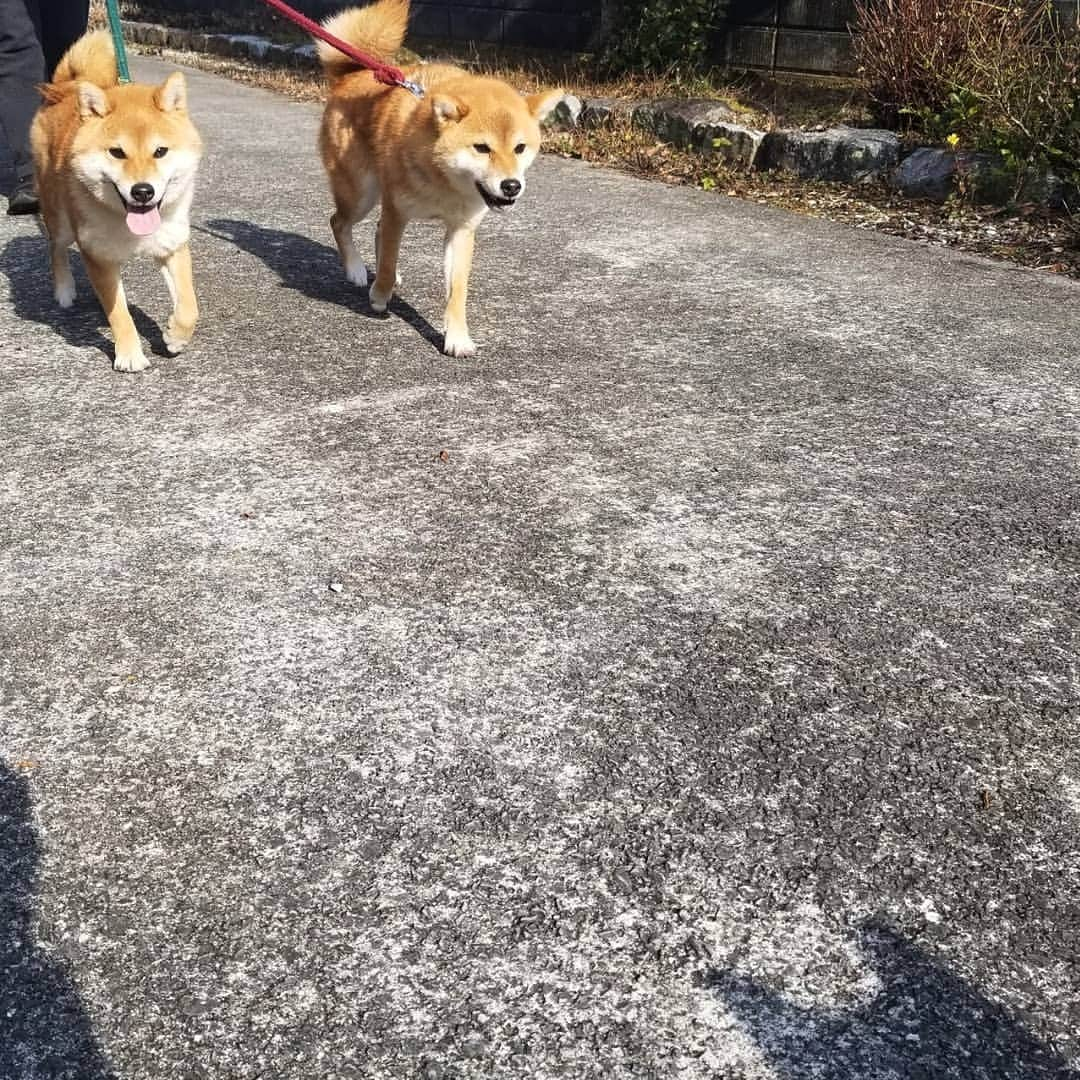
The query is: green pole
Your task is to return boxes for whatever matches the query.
[105,0,132,84]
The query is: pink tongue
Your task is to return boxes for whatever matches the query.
[126,206,161,236]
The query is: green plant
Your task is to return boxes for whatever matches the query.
[855,0,1080,209]
[851,0,972,125]
[957,1,1080,194]
[900,88,983,143]
[603,0,723,75]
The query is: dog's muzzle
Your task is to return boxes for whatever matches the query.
[111,180,162,214]
[477,181,520,210]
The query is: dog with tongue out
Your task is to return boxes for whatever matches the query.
[31,31,203,372]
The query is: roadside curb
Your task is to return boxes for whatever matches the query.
[122,19,319,69]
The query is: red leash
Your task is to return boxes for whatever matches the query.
[256,0,424,96]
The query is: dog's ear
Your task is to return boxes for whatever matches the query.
[155,72,187,112]
[432,94,469,125]
[76,81,110,119]
[525,88,564,123]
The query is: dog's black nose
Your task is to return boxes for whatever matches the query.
[130,182,155,204]
[500,179,522,199]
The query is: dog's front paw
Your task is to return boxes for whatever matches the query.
[164,317,194,356]
[55,280,77,308]
[369,283,392,313]
[113,346,150,373]
[443,330,477,358]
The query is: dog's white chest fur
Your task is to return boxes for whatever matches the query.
[76,203,191,262]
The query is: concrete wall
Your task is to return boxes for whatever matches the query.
[138,0,1080,74]
[719,0,854,75]
[719,0,1079,75]
[136,0,601,50]
[409,0,602,50]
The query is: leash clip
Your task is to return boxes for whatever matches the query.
[399,78,425,99]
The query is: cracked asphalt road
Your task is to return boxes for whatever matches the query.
[1,57,1079,1080]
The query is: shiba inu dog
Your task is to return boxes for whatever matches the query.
[317,0,562,357]
[31,31,203,372]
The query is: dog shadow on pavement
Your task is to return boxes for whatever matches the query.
[201,219,444,353]
[707,921,1077,1079]
[0,762,118,1079]
[0,232,169,360]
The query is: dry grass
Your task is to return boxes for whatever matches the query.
[411,55,874,131]
[142,46,329,102]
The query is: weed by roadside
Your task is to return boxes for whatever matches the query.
[853,0,1080,202]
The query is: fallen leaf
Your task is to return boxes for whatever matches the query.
[15,760,38,771]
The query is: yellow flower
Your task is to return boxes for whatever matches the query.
[946,133,960,149]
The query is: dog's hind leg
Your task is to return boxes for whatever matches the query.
[374,219,402,288]
[44,211,76,308]
[158,243,199,355]
[331,173,378,288]
[369,203,405,313]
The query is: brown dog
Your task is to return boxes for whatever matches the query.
[317,0,562,356]
[31,31,203,371]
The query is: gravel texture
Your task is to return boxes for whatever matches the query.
[1,57,1079,1080]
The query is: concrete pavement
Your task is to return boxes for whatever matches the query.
[1,57,1079,1079]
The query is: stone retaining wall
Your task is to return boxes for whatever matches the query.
[560,93,1069,206]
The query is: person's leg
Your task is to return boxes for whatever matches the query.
[0,0,45,211]
[39,0,87,77]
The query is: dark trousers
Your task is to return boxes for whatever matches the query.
[0,0,89,181]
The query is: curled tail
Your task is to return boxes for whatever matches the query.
[50,30,118,88]
[317,0,409,81]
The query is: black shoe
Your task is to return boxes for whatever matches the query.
[7,178,39,215]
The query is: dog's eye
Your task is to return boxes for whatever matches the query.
[108,147,126,159]
[473,143,491,154]
[153,146,169,158]
[514,143,526,154]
